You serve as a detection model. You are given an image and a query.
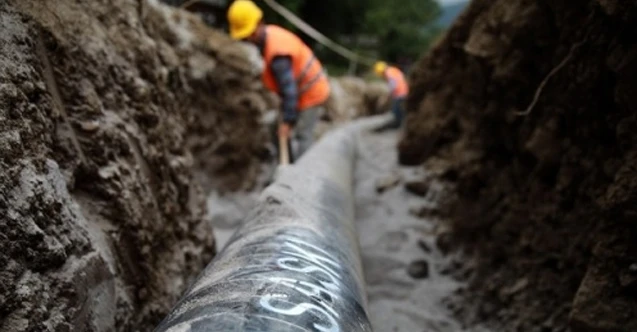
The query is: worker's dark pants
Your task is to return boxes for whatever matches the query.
[270,106,322,162]
[391,97,406,127]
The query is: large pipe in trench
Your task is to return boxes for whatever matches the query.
[154,119,386,332]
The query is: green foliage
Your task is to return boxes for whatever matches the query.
[260,0,303,31]
[364,0,442,62]
[259,0,442,69]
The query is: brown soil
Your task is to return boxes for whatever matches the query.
[400,0,637,331]
[0,0,273,331]
[315,76,390,138]
[325,76,390,122]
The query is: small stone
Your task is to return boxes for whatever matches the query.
[409,205,441,218]
[436,232,455,255]
[20,81,35,94]
[375,173,401,193]
[461,265,475,279]
[446,301,457,311]
[409,206,424,217]
[417,239,432,253]
[80,120,100,132]
[478,302,497,319]
[441,168,459,181]
[404,180,430,197]
[439,266,453,276]
[407,260,430,279]
[619,271,637,290]
[139,287,148,299]
[132,77,150,100]
[499,278,529,298]
[98,164,120,179]
[542,318,555,331]
[0,130,22,151]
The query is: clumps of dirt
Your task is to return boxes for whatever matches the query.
[400,0,637,330]
[325,76,390,122]
[317,76,390,137]
[1,0,273,331]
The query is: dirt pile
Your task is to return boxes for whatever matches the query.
[325,76,390,122]
[316,76,389,138]
[400,0,637,330]
[0,0,273,331]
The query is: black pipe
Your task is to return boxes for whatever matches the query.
[155,123,375,332]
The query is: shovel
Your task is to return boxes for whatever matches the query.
[279,132,290,165]
[263,131,290,187]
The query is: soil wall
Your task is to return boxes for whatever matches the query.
[0,0,273,330]
[400,0,637,330]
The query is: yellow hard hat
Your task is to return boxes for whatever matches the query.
[227,0,263,40]
[374,61,387,76]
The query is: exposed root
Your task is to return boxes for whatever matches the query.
[515,40,586,116]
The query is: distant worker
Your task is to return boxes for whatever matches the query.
[227,0,330,163]
[374,61,409,129]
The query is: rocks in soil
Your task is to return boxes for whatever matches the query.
[409,205,441,218]
[404,180,431,197]
[324,76,390,122]
[375,173,402,193]
[316,76,391,138]
[435,231,455,255]
[498,278,529,300]
[417,239,432,253]
[407,260,430,279]
[80,120,100,132]
[311,76,391,138]
[439,259,466,279]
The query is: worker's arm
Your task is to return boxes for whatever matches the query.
[270,56,298,124]
[387,77,398,96]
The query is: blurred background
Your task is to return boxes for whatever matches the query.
[161,0,469,75]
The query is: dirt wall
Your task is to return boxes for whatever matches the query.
[0,0,272,331]
[400,0,637,330]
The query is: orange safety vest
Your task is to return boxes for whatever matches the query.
[385,66,409,98]
[262,25,330,111]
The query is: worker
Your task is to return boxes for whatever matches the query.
[374,61,409,129]
[227,0,330,163]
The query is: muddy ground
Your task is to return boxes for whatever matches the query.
[400,0,637,330]
[355,128,490,332]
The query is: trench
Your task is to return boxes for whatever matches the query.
[8,0,637,330]
[184,117,493,332]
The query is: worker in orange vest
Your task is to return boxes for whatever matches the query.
[374,61,409,129]
[227,0,330,162]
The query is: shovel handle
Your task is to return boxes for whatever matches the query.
[279,133,290,165]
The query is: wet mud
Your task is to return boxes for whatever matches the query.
[355,130,490,332]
